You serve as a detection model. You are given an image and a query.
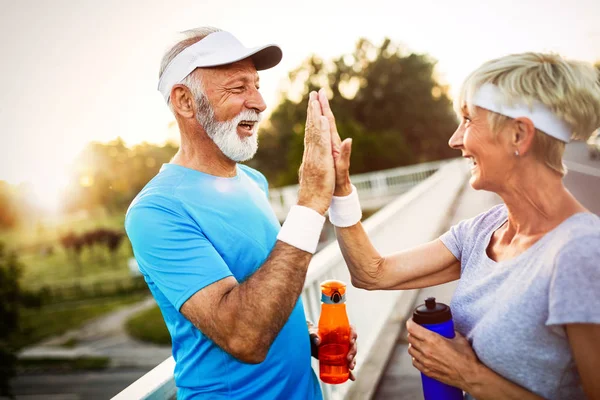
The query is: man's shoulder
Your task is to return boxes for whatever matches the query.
[126,166,187,219]
[238,164,268,186]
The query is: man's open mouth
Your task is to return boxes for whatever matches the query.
[238,121,257,132]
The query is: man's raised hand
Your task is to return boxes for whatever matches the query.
[297,91,336,215]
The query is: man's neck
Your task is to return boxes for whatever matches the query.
[171,127,237,178]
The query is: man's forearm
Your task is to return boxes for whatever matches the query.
[219,241,312,359]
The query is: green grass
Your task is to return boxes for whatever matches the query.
[125,305,171,345]
[20,242,133,290]
[0,212,136,290]
[0,213,126,251]
[58,337,79,348]
[15,293,148,349]
[18,356,110,371]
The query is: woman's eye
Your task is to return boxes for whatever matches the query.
[463,116,471,124]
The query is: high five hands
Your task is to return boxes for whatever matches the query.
[297,88,353,212]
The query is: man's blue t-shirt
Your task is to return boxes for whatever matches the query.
[125,163,322,400]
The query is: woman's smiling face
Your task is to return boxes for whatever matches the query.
[448,107,517,191]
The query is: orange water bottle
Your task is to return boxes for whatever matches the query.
[318,279,350,384]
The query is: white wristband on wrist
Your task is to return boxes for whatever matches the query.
[277,205,326,254]
[329,184,362,227]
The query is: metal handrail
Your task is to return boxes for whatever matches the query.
[268,159,453,220]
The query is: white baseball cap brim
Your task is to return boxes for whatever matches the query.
[158,31,282,102]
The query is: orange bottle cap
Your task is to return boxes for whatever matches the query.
[320,280,346,296]
[320,280,347,304]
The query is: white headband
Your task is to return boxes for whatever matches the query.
[472,83,571,143]
[158,31,282,103]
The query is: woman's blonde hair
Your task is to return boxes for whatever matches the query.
[454,52,600,176]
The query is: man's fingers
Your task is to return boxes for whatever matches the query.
[318,116,331,147]
[305,91,317,146]
[317,89,339,135]
[350,325,358,341]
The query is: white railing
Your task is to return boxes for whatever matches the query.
[113,159,468,400]
[268,160,450,220]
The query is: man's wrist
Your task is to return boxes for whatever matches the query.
[297,198,328,216]
[277,206,325,254]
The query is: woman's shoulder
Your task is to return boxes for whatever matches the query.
[553,212,600,256]
[455,203,507,236]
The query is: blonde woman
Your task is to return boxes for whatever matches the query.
[318,53,600,399]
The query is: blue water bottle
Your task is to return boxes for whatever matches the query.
[412,297,463,400]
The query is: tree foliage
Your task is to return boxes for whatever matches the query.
[0,242,23,398]
[63,138,178,213]
[249,38,458,186]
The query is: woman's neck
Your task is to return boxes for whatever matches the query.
[495,163,585,238]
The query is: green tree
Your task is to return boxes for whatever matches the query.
[0,242,22,398]
[63,139,178,213]
[249,38,458,186]
[0,182,18,229]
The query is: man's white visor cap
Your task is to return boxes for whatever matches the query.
[158,31,282,103]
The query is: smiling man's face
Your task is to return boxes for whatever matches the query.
[195,58,267,162]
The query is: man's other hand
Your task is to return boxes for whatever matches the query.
[309,322,358,381]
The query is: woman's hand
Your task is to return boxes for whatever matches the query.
[309,322,358,381]
[316,89,353,197]
[406,318,482,391]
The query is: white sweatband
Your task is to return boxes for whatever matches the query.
[329,185,362,227]
[277,205,325,254]
[472,83,571,143]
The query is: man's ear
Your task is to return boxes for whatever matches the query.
[170,85,196,119]
[513,117,536,156]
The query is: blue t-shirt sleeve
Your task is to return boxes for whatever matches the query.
[546,234,600,326]
[125,196,234,311]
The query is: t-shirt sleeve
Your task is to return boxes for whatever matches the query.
[125,196,234,311]
[546,234,600,326]
[439,204,505,264]
[439,218,471,261]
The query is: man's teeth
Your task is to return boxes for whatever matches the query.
[239,121,256,129]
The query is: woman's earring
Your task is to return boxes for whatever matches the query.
[514,149,520,156]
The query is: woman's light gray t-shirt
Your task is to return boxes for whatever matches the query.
[440,204,600,400]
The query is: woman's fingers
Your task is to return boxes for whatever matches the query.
[406,318,438,342]
[336,138,352,169]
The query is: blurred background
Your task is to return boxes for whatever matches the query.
[0,0,599,398]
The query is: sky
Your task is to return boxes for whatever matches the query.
[0,0,599,207]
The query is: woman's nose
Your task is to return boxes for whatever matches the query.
[448,127,464,149]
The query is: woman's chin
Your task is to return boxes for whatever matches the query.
[469,174,485,190]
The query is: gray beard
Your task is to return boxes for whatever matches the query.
[195,95,260,162]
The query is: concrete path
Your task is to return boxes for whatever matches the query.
[373,182,501,400]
